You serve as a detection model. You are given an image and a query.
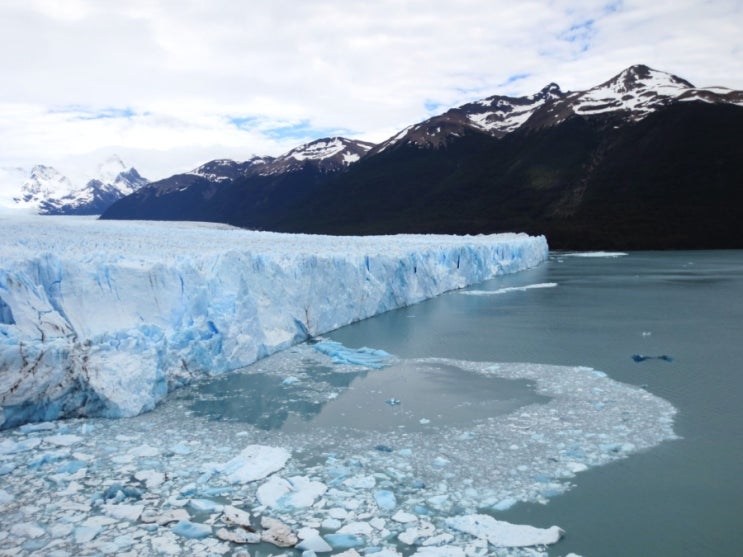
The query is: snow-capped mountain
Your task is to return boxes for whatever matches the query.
[262,137,375,174]
[102,64,743,249]
[188,137,375,181]
[375,64,743,152]
[12,165,77,209]
[4,156,149,215]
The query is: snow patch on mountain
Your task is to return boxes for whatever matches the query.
[0,215,548,428]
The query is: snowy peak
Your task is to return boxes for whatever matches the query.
[564,64,698,119]
[260,137,376,175]
[6,157,149,215]
[375,64,743,154]
[185,138,375,183]
[190,156,276,183]
[13,165,76,208]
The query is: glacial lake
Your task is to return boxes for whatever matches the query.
[326,250,743,556]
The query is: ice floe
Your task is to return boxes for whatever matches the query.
[0,342,677,556]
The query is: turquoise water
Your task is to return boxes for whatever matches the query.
[328,251,743,556]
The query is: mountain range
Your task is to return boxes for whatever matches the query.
[100,64,743,249]
[4,155,148,215]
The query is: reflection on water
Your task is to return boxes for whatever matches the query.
[182,358,548,434]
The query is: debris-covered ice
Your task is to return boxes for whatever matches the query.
[0,343,677,556]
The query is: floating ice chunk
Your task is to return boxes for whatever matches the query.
[344,474,376,489]
[412,547,465,557]
[102,503,144,521]
[261,516,298,547]
[0,437,41,454]
[219,444,290,483]
[324,533,365,549]
[73,516,115,543]
[313,340,393,369]
[392,511,418,523]
[43,434,83,446]
[128,444,159,457]
[216,527,261,544]
[422,533,455,546]
[491,498,518,511]
[222,505,252,527]
[419,418,431,424]
[189,498,224,513]
[461,282,558,296]
[385,398,401,406]
[172,519,212,539]
[0,489,13,506]
[445,514,563,547]
[297,533,334,553]
[322,518,342,530]
[632,354,673,363]
[134,469,165,488]
[10,522,45,538]
[562,251,627,257]
[338,522,373,536]
[257,475,327,509]
[374,489,397,511]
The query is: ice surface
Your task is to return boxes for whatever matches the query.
[445,514,563,547]
[0,214,547,428]
[0,342,677,556]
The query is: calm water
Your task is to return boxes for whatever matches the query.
[327,251,743,556]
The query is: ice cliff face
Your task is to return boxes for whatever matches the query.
[0,216,548,428]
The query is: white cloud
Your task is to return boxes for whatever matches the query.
[0,0,741,184]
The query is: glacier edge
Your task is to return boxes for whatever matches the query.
[0,216,548,428]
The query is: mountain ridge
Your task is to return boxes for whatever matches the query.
[100,64,743,249]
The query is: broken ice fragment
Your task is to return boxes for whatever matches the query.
[385,398,401,406]
[374,489,397,511]
[445,514,563,548]
[222,505,252,527]
[257,475,327,509]
[313,340,393,368]
[297,533,334,553]
[632,354,673,363]
[172,519,212,539]
[215,527,261,544]
[260,516,298,547]
[324,533,365,550]
[219,444,290,483]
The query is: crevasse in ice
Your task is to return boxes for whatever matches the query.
[0,215,548,427]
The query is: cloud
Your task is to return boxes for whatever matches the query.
[0,0,741,182]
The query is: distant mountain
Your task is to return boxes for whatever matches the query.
[101,138,374,224]
[7,155,149,215]
[102,65,743,249]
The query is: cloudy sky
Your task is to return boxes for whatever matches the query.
[1,0,741,184]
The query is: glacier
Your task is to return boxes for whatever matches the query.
[0,214,548,428]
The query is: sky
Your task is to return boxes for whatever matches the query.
[0,0,741,185]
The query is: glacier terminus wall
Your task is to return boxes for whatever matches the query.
[0,215,548,428]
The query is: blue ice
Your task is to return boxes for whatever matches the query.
[313,340,392,368]
[172,520,212,539]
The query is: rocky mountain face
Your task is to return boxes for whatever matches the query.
[101,138,375,223]
[101,65,743,249]
[7,156,148,215]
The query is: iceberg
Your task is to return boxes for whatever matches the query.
[0,215,548,428]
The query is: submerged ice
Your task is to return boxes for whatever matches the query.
[0,342,677,556]
[0,215,547,428]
